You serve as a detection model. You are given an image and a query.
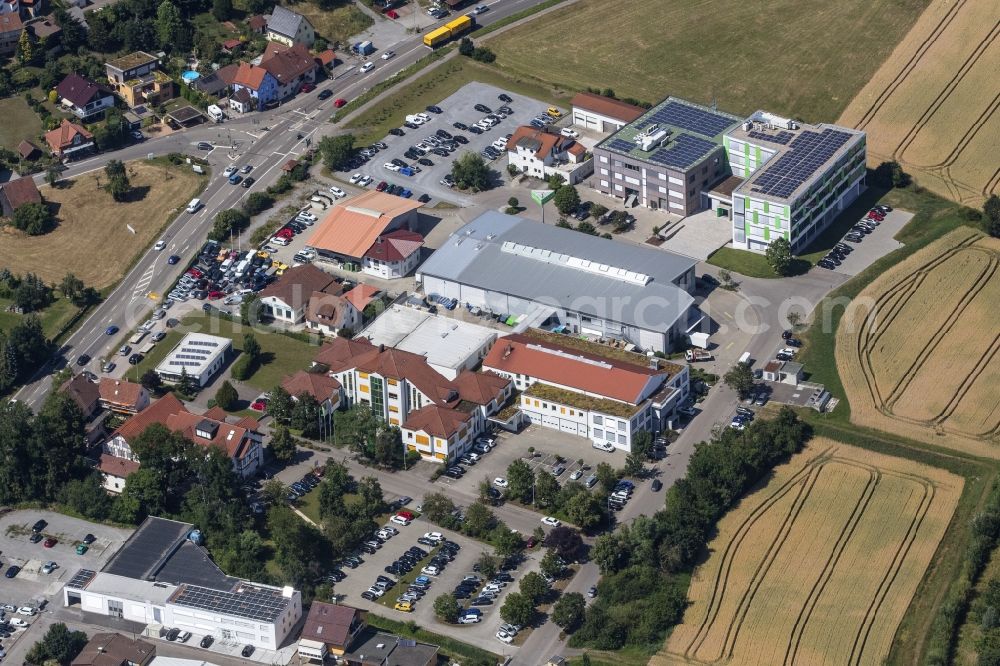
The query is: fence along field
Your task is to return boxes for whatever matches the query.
[836,228,1000,460]
[656,439,961,666]
[838,0,1000,207]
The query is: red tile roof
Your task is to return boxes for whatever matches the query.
[113,394,185,441]
[216,63,239,86]
[505,126,578,160]
[98,454,140,479]
[165,411,255,460]
[316,49,336,67]
[482,333,662,404]
[261,43,316,84]
[0,177,41,210]
[363,229,423,263]
[17,140,39,160]
[403,404,472,439]
[344,284,380,313]
[45,118,93,154]
[248,15,267,31]
[306,290,349,330]
[282,370,341,402]
[313,337,381,372]
[0,12,22,33]
[222,38,242,50]
[453,370,509,406]
[570,92,645,123]
[232,62,270,90]
[306,190,423,258]
[98,378,146,410]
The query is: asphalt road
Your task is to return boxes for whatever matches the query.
[14,0,550,410]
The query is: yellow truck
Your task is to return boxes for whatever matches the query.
[423,14,475,47]
[423,26,451,48]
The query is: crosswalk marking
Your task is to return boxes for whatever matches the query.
[130,266,155,301]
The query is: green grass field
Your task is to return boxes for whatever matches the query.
[488,0,930,121]
[345,57,573,145]
[0,297,79,338]
[296,2,373,46]
[0,96,42,151]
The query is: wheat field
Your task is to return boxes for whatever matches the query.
[655,438,962,666]
[836,228,1000,459]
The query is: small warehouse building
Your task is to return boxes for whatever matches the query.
[298,602,366,663]
[155,333,231,387]
[570,92,644,133]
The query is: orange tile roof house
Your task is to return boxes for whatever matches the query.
[102,394,263,481]
[260,42,317,98]
[45,118,95,159]
[307,191,423,264]
[0,177,42,216]
[482,331,690,452]
[303,289,366,337]
[362,229,424,280]
[281,370,341,412]
[570,92,645,132]
[98,454,140,494]
[230,62,278,110]
[258,264,341,325]
[298,603,366,662]
[98,378,150,415]
[506,125,592,184]
[313,337,512,463]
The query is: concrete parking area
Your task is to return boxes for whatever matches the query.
[350,81,558,204]
[830,208,913,276]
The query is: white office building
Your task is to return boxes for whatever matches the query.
[155,334,231,387]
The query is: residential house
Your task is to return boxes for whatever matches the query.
[17,140,40,160]
[304,290,363,337]
[265,5,314,48]
[281,370,341,417]
[59,373,100,419]
[298,603,366,664]
[505,125,592,184]
[103,394,264,480]
[361,229,423,280]
[230,62,278,110]
[313,337,512,463]
[98,378,150,415]
[0,176,42,216]
[342,631,437,666]
[45,118,95,159]
[105,51,175,108]
[259,264,341,325]
[344,283,381,318]
[56,73,115,121]
[98,454,139,494]
[221,37,242,54]
[260,42,317,100]
[191,63,238,97]
[247,14,267,34]
[28,16,61,53]
[229,87,253,114]
[482,331,690,451]
[71,634,155,666]
[0,12,23,55]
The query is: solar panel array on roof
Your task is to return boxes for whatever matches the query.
[647,134,718,169]
[750,128,854,198]
[650,101,735,138]
[604,138,634,153]
[170,583,290,622]
[67,569,97,589]
[747,129,794,145]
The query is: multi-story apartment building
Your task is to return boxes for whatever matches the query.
[719,111,867,252]
[105,51,175,108]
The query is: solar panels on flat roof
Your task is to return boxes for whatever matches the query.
[749,128,854,198]
[650,101,736,138]
[747,129,794,145]
[103,517,193,581]
[604,138,634,153]
[67,569,97,589]
[647,134,718,169]
[170,583,290,622]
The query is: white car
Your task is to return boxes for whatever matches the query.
[779,347,798,356]
[384,162,400,172]
[359,61,374,73]
[541,516,561,527]
[406,114,425,125]
[298,211,318,222]
[223,165,238,178]
[381,50,396,60]
[329,186,346,198]
[9,618,29,628]
[422,531,443,543]
[474,4,489,13]
[17,607,37,616]
[420,565,440,576]
[594,441,615,452]
[390,515,410,526]
[154,240,167,251]
[495,630,513,644]
[569,470,583,481]
[494,477,508,488]
[359,175,373,186]
[41,561,58,574]
[560,127,579,138]
[458,614,480,624]
[416,112,432,122]
[349,173,363,184]
[366,586,385,598]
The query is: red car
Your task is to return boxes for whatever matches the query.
[526,536,537,548]
[186,268,203,278]
[385,9,398,18]
[300,82,315,93]
[43,537,57,548]
[376,181,388,191]
[276,228,294,238]
[396,510,415,521]
[334,98,347,108]
[208,290,225,300]
[867,212,884,221]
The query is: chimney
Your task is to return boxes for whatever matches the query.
[502,344,512,359]
[378,344,385,353]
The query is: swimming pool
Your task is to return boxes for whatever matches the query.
[181,70,200,83]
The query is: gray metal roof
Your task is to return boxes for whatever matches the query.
[266,6,307,38]
[417,212,696,332]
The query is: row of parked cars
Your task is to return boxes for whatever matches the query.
[441,432,498,480]
[818,204,892,269]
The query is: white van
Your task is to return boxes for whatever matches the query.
[738,352,752,365]
[234,259,250,277]
[186,198,203,213]
[129,330,148,345]
[220,257,234,272]
[207,104,224,123]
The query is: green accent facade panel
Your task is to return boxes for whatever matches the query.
[755,146,762,163]
[763,201,769,214]
[752,211,759,224]
[764,227,770,241]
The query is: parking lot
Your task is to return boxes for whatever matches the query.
[332,518,541,650]
[343,81,562,204]
[829,208,913,276]
[0,510,133,656]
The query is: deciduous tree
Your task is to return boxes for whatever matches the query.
[433,593,461,622]
[764,236,792,276]
[553,184,580,215]
[506,459,533,503]
[723,361,755,399]
[499,591,534,627]
[552,592,585,631]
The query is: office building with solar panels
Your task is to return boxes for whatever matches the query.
[721,110,866,252]
[63,517,302,652]
[155,333,231,387]
[592,97,743,214]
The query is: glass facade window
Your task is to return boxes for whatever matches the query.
[370,376,385,419]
